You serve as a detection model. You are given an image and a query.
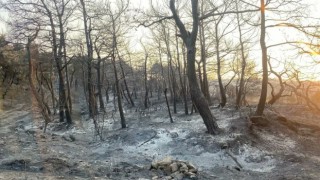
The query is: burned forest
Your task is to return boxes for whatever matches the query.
[1,0,320,179]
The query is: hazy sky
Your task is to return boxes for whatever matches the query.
[0,0,319,79]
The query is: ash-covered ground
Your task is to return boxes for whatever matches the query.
[1,98,320,180]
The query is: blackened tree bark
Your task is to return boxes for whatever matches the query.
[235,0,247,109]
[144,49,149,109]
[26,30,51,132]
[199,1,211,105]
[255,0,268,116]
[170,0,219,135]
[118,52,135,107]
[175,27,188,115]
[164,88,174,123]
[112,42,126,128]
[267,58,288,105]
[160,23,177,113]
[110,15,126,128]
[214,18,227,108]
[40,0,72,124]
[80,0,96,118]
[55,1,73,119]
[94,44,105,111]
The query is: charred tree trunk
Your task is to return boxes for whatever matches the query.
[256,0,268,116]
[215,23,227,108]
[267,58,286,105]
[80,0,96,118]
[27,35,51,133]
[93,42,105,111]
[164,88,174,123]
[235,3,246,109]
[56,2,72,124]
[144,52,149,109]
[170,0,219,134]
[175,28,188,115]
[199,9,211,104]
[112,52,126,128]
[111,17,126,128]
[41,0,71,124]
[119,59,135,107]
[96,58,105,110]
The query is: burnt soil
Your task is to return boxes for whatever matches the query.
[1,98,320,180]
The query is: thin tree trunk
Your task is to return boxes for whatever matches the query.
[215,23,227,108]
[27,36,51,132]
[175,28,188,115]
[144,52,149,109]
[119,59,135,107]
[235,1,246,109]
[112,55,126,128]
[164,88,174,123]
[199,7,211,104]
[97,59,105,110]
[111,18,126,128]
[256,0,268,116]
[80,0,96,118]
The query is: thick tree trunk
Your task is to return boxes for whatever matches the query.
[170,0,219,134]
[187,45,219,134]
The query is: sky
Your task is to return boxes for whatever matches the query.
[0,0,320,79]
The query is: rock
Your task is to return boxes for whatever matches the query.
[160,165,172,175]
[184,171,195,176]
[151,161,158,169]
[150,159,198,180]
[186,162,197,171]
[179,163,188,173]
[157,156,173,166]
[170,162,179,173]
[189,168,197,173]
[190,174,198,180]
[171,171,184,180]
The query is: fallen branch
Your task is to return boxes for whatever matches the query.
[138,131,157,147]
[226,150,243,169]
